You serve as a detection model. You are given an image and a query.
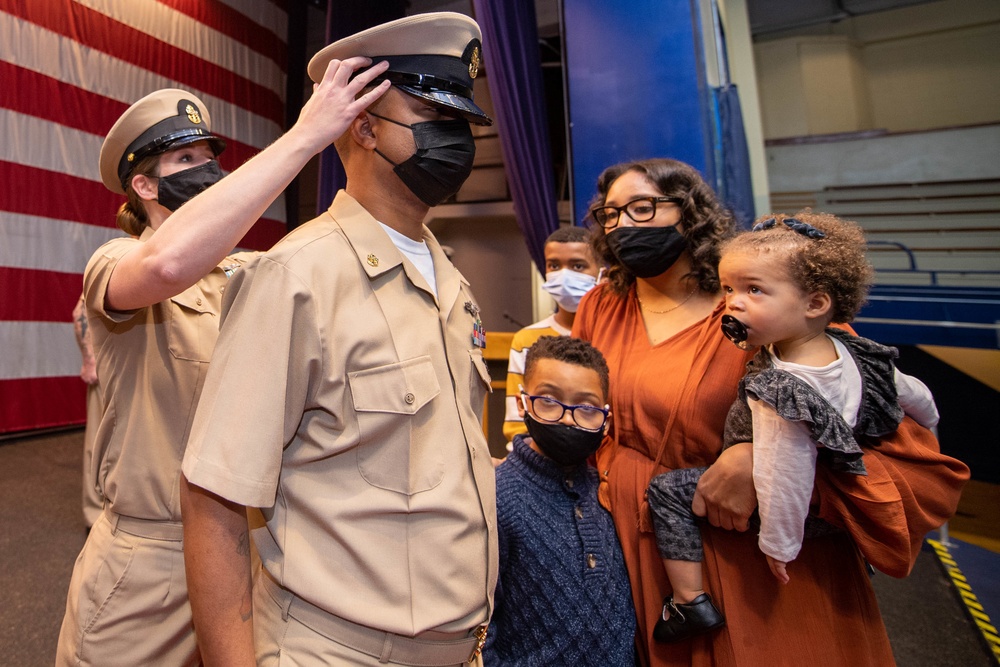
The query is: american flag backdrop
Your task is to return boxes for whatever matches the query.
[0,0,290,434]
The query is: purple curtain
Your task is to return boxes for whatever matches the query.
[472,0,560,273]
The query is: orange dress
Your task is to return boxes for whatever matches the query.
[573,284,969,667]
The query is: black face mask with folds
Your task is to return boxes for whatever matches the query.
[371,112,476,207]
[606,224,688,278]
[524,414,604,467]
[157,160,224,212]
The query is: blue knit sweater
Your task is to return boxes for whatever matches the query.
[483,436,636,666]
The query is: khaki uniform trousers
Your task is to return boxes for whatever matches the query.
[255,567,485,667]
[55,510,198,666]
[81,384,103,529]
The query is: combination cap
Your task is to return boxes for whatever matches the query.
[308,12,492,126]
[99,89,226,194]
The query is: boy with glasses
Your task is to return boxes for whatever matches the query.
[484,335,636,666]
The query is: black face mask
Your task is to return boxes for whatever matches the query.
[524,414,604,467]
[606,224,688,278]
[157,160,224,212]
[370,112,476,207]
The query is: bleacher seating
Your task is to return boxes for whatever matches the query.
[817,178,1000,289]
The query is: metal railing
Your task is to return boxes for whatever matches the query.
[866,240,1000,287]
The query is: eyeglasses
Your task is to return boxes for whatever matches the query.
[520,391,610,431]
[591,196,682,229]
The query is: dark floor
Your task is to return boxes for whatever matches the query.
[0,429,995,666]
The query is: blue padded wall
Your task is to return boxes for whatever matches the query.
[563,0,716,224]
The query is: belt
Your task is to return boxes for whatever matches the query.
[259,568,487,665]
[105,508,184,541]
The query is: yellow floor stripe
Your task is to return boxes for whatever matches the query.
[974,619,997,634]
[927,539,1000,661]
[971,610,993,625]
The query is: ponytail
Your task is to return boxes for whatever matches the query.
[115,200,147,237]
[115,154,160,236]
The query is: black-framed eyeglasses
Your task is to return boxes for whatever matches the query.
[590,196,682,229]
[520,390,610,431]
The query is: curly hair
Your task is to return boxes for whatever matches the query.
[721,210,874,323]
[115,154,161,237]
[524,335,610,399]
[585,158,737,297]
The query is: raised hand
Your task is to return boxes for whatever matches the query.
[292,57,391,154]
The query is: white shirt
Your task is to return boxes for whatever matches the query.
[752,335,938,563]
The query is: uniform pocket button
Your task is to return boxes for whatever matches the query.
[404,392,415,405]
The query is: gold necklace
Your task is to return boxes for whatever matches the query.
[637,286,698,314]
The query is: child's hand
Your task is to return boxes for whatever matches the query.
[291,57,391,154]
[766,555,789,584]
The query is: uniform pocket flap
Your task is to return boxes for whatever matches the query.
[169,283,212,313]
[349,356,441,415]
[469,349,492,391]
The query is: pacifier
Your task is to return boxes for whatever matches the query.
[720,315,749,350]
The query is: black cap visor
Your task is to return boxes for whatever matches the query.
[396,85,492,126]
[118,120,226,189]
[357,54,493,126]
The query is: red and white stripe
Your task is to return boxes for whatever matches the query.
[0,0,289,433]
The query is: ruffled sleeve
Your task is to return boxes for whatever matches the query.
[743,362,867,476]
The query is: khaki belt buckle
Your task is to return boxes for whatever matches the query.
[467,625,488,662]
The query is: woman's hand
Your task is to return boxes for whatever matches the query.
[292,57,391,155]
[691,442,756,531]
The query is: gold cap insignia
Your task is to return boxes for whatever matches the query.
[186,103,202,124]
[127,152,135,163]
[367,254,379,267]
[469,46,481,79]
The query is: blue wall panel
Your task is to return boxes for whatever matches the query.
[563,0,715,224]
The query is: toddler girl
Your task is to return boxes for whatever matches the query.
[646,211,940,643]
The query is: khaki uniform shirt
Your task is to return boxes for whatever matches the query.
[183,191,498,637]
[84,226,251,521]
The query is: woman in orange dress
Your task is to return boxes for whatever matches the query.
[572,158,968,666]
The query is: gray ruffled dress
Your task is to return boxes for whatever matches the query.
[648,328,910,563]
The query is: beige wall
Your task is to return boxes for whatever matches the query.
[803,38,871,134]
[755,39,810,138]
[754,0,1000,139]
[756,35,874,138]
[866,22,1000,132]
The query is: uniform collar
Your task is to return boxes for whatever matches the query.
[327,191,404,279]
[326,191,468,308]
